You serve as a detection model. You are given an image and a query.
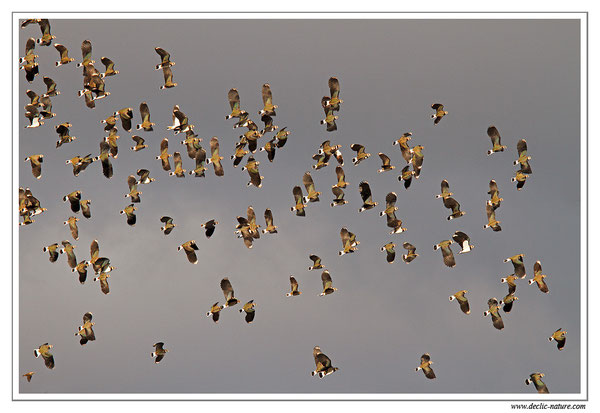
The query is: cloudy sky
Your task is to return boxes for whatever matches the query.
[18,18,581,395]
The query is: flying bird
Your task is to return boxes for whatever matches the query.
[308,255,323,271]
[151,342,169,364]
[156,138,172,171]
[514,139,533,174]
[500,274,519,295]
[504,254,526,278]
[529,261,549,293]
[398,165,415,189]
[120,204,137,226]
[34,343,54,369]
[483,203,502,231]
[55,122,77,148]
[54,43,74,66]
[548,328,566,351]
[136,102,155,131]
[114,108,133,132]
[23,372,35,382]
[431,103,447,125]
[351,144,371,166]
[358,181,378,212]
[302,172,320,203]
[325,77,343,111]
[402,242,419,263]
[291,186,306,216]
[381,242,396,264]
[169,152,186,177]
[239,300,256,323]
[74,312,96,345]
[63,190,82,213]
[262,209,277,234]
[511,170,529,190]
[259,83,277,116]
[525,373,549,393]
[311,346,339,378]
[155,47,175,70]
[60,240,77,269]
[320,270,337,296]
[206,303,223,323]
[160,216,175,235]
[499,293,518,313]
[24,154,43,179]
[487,180,503,210]
[320,97,338,132]
[100,56,119,77]
[487,125,506,155]
[377,153,395,173]
[226,88,246,120]
[201,219,219,238]
[483,298,504,330]
[433,240,455,268]
[43,243,60,263]
[242,156,263,187]
[443,196,465,220]
[125,175,142,202]
[64,216,80,240]
[178,240,199,264]
[393,132,413,163]
[436,180,453,199]
[415,353,436,379]
[221,277,240,308]
[339,227,359,256]
[449,290,470,314]
[94,272,110,295]
[207,137,224,176]
[330,186,348,207]
[286,276,302,297]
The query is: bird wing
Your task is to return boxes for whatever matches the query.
[139,102,150,121]
[83,312,93,323]
[221,278,234,300]
[328,77,340,98]
[261,83,273,106]
[290,276,299,291]
[228,88,240,111]
[358,181,373,203]
[534,261,542,276]
[487,126,501,146]
[385,192,397,208]
[264,208,274,227]
[293,186,304,204]
[452,231,468,244]
[302,172,316,194]
[155,47,170,63]
[517,139,528,157]
[351,143,364,155]
[379,152,391,166]
[321,270,332,288]
[443,197,461,213]
[81,40,92,60]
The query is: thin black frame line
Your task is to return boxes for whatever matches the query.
[12,12,589,402]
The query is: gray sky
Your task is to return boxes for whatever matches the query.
[18,18,580,395]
